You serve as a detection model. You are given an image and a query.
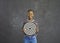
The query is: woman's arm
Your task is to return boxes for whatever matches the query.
[35,23,39,34]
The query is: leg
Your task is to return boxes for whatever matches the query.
[24,36,29,43]
[31,36,37,43]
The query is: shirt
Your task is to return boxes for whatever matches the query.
[22,19,39,38]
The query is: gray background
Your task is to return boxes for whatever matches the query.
[0,0,60,43]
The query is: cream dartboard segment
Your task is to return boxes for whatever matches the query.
[23,22,36,35]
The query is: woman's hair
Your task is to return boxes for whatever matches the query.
[27,9,34,13]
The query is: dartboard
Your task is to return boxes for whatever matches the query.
[23,22,36,35]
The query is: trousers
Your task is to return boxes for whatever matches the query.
[24,35,37,43]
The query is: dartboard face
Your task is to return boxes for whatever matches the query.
[23,22,36,35]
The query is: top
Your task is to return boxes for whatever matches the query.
[22,19,39,38]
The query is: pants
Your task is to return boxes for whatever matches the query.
[24,35,37,43]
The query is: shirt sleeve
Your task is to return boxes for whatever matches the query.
[34,21,39,34]
[21,21,26,35]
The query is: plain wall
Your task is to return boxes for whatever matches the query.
[0,0,60,43]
